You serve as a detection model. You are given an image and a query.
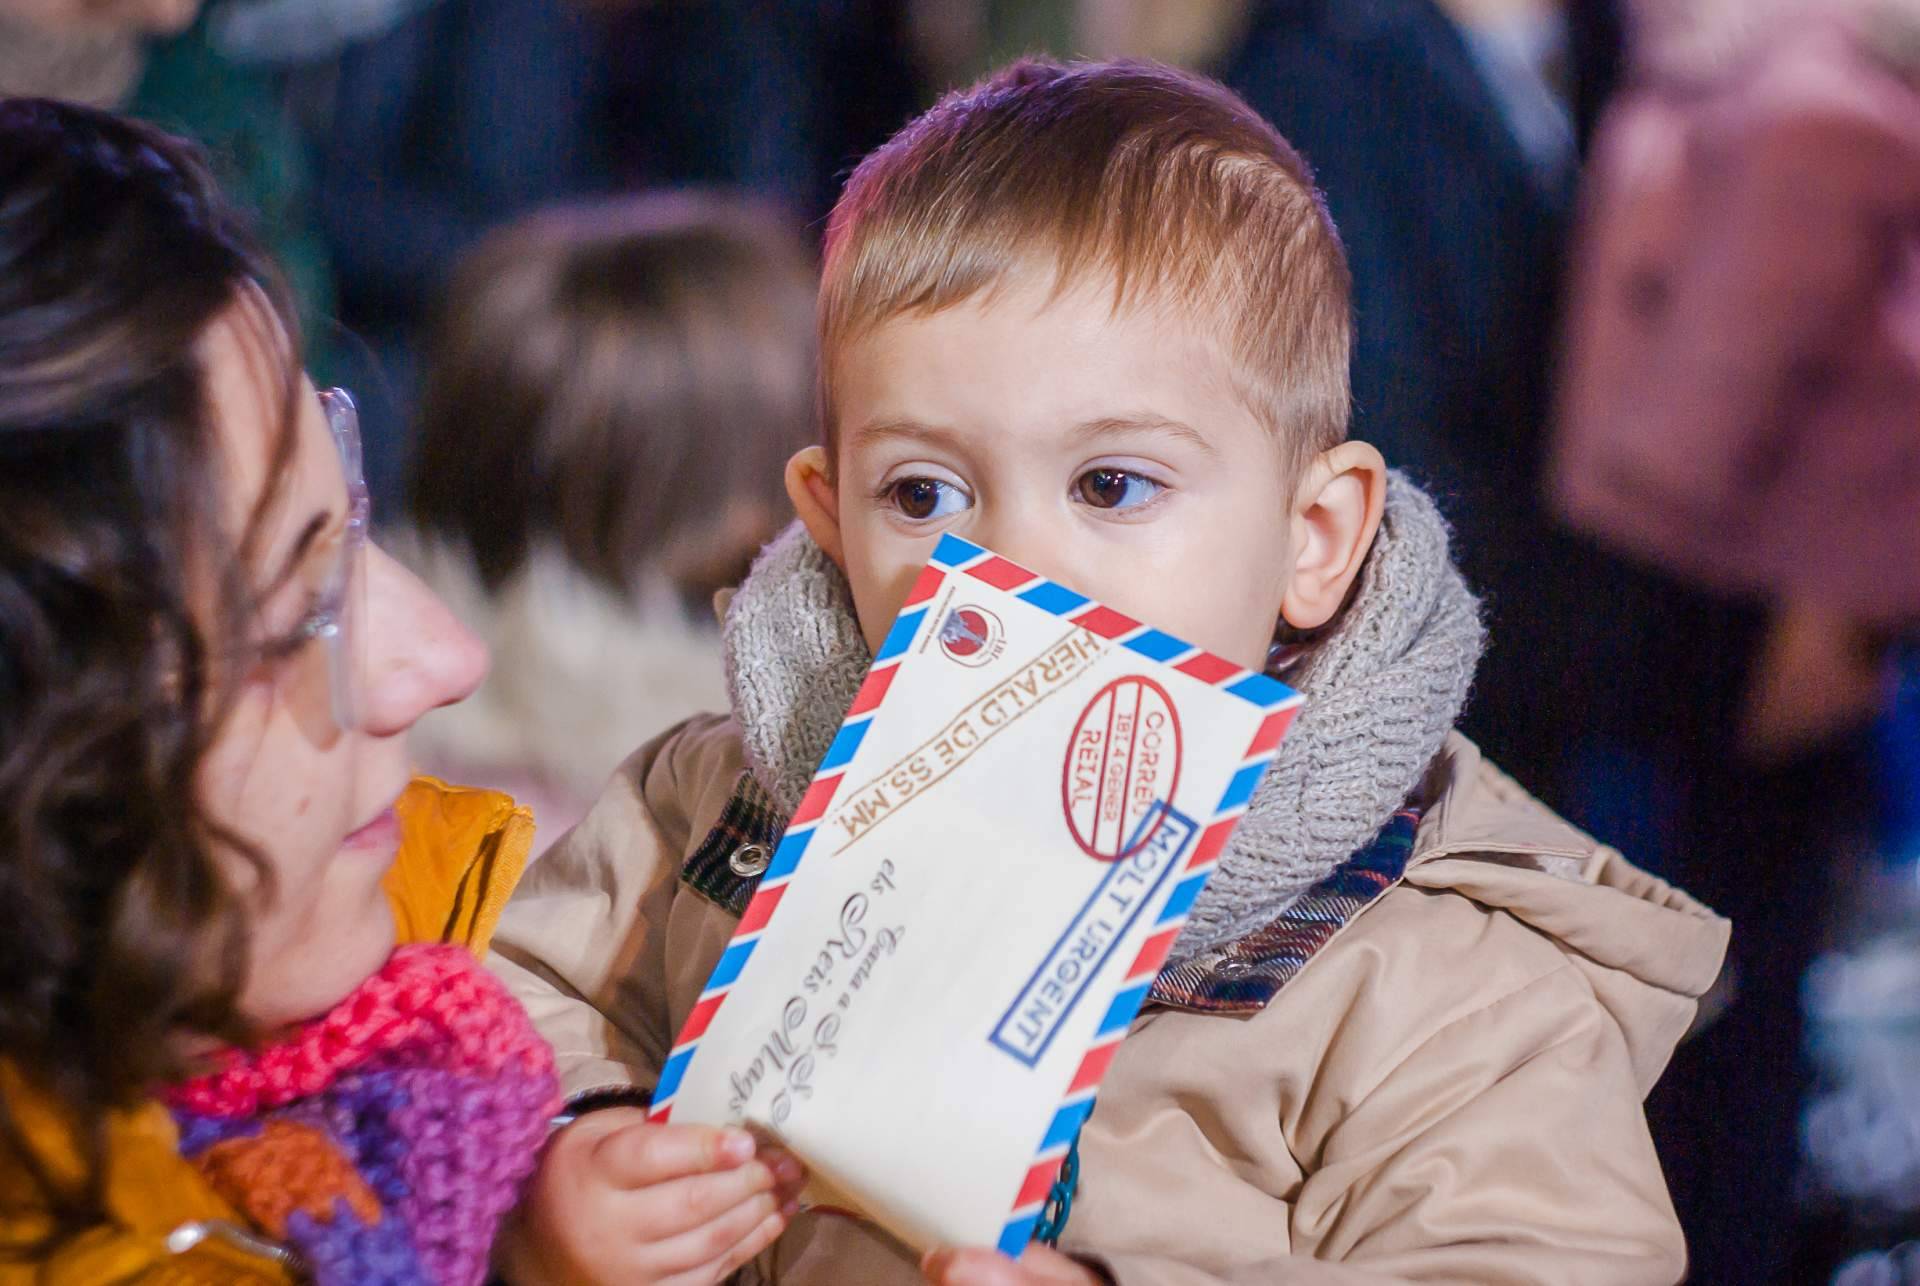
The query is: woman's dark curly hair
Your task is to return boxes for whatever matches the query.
[0,99,303,1247]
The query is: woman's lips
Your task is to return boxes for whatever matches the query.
[341,807,400,855]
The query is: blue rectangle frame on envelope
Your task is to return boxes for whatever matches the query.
[989,802,1199,1068]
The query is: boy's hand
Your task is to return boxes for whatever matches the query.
[921,1245,1108,1286]
[501,1107,807,1285]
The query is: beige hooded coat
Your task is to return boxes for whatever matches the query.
[490,714,1727,1285]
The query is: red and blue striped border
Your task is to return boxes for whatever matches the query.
[928,535,1301,710]
[645,557,950,1124]
[651,536,1301,1257]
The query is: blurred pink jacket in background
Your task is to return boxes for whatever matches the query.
[1552,11,1920,625]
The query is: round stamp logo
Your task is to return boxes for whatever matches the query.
[1061,676,1184,861]
[938,605,1005,667]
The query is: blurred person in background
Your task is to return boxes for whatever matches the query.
[310,0,603,510]
[901,0,1249,87]
[0,0,198,104]
[396,192,817,855]
[1221,0,1601,786]
[315,0,922,509]
[0,0,338,385]
[1219,2,1896,1280]
[1553,2,1920,1278]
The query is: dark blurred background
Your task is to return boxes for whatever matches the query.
[3,1,1916,1280]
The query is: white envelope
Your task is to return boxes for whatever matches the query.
[648,535,1301,1254]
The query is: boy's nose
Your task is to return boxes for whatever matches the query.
[964,516,1095,601]
[354,546,490,738]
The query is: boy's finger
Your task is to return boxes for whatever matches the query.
[660,1200,794,1286]
[595,1121,756,1187]
[757,1144,809,1196]
[718,1200,796,1275]
[629,1162,782,1240]
[642,1188,782,1275]
[922,1247,1027,1286]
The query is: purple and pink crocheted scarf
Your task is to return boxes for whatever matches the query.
[166,943,558,1286]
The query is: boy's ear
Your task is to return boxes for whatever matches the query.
[1282,441,1387,631]
[785,445,847,568]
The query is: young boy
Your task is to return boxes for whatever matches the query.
[489,60,1729,1286]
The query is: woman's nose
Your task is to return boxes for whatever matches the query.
[354,546,489,737]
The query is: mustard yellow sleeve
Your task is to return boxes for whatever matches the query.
[385,776,535,957]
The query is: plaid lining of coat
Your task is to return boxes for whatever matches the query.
[1145,810,1421,1014]
[679,771,785,914]
[679,771,1422,1013]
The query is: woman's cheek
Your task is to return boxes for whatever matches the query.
[240,854,395,1028]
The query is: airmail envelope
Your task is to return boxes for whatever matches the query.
[648,534,1302,1255]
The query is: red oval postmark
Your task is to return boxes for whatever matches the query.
[1061,676,1183,862]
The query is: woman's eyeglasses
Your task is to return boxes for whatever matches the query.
[284,387,368,732]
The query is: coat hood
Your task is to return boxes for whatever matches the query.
[1405,736,1731,1091]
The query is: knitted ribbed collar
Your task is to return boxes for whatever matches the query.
[722,473,1484,959]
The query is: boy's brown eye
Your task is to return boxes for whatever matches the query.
[898,480,938,518]
[1076,468,1161,510]
[888,477,966,521]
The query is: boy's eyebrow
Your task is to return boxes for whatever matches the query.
[846,419,974,454]
[847,415,1219,458]
[1067,414,1219,457]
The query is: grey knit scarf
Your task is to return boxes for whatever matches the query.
[722,472,1485,958]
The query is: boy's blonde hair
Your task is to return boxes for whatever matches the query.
[819,58,1352,477]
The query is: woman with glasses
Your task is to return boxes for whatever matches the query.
[0,100,599,1284]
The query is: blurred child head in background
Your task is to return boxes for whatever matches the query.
[401,191,815,847]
